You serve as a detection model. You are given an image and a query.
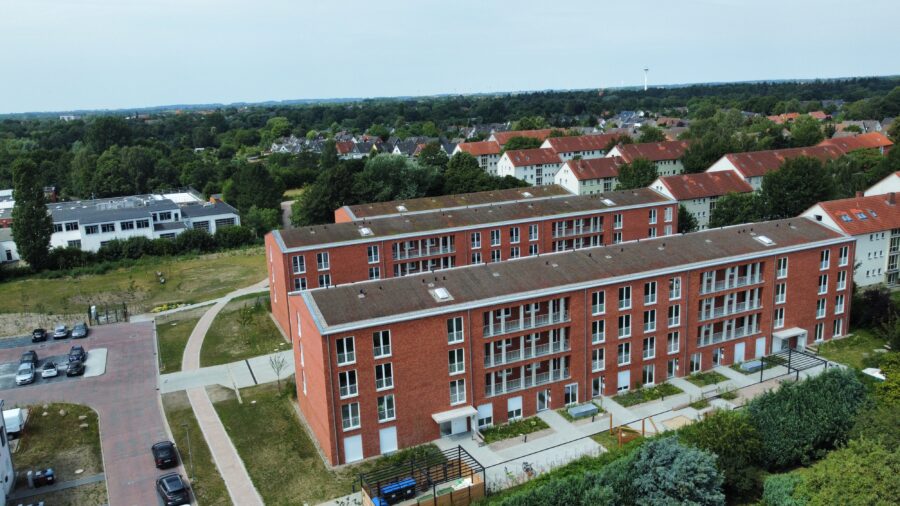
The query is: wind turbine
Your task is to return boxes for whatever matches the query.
[643,67,649,91]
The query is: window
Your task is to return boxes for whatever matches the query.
[775,283,786,304]
[84,225,98,235]
[668,305,680,327]
[338,370,358,398]
[293,277,307,291]
[643,309,656,332]
[368,267,380,280]
[837,271,847,290]
[373,330,391,358]
[367,245,379,263]
[614,213,623,230]
[592,320,605,343]
[818,274,828,295]
[378,394,396,422]
[449,349,465,375]
[618,286,632,310]
[643,336,656,360]
[528,224,539,241]
[292,255,306,274]
[490,229,501,246]
[642,365,655,386]
[336,337,355,365]
[617,343,631,365]
[101,222,115,233]
[820,250,830,270]
[592,290,605,315]
[667,331,679,354]
[618,315,631,338]
[665,225,672,235]
[121,220,135,231]
[65,221,79,231]
[507,397,522,420]
[777,257,788,278]
[664,206,673,222]
[814,323,824,342]
[509,227,520,244]
[447,317,464,343]
[669,277,681,300]
[644,281,657,305]
[341,403,360,430]
[528,244,539,256]
[317,252,330,270]
[136,219,150,229]
[816,299,826,319]
[375,363,394,390]
[471,232,481,249]
[613,232,622,244]
[774,308,785,329]
[648,208,657,224]
[318,274,331,287]
[690,352,702,373]
[833,318,844,337]
[471,252,482,264]
[839,246,849,266]
[477,404,493,428]
[67,240,81,248]
[450,379,466,405]
[648,227,658,238]
[490,250,501,263]
[158,211,172,221]
[592,348,605,372]
[510,246,520,259]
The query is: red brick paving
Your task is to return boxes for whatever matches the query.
[0,322,172,506]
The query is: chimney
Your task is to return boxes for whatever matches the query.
[889,192,896,205]
[856,191,864,198]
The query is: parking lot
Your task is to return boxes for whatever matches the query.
[0,348,107,390]
[0,321,181,506]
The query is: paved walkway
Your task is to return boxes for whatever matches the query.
[160,350,293,393]
[8,473,105,501]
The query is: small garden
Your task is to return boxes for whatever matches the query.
[556,401,604,423]
[480,416,551,444]
[613,382,683,407]
[685,371,728,387]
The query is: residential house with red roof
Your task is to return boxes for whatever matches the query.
[706,145,844,190]
[819,132,893,155]
[803,192,900,286]
[540,134,622,161]
[554,157,625,195]
[489,129,554,146]
[496,148,563,186]
[650,172,754,230]
[606,140,691,177]
[453,141,502,175]
[864,171,900,197]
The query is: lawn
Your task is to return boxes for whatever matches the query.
[817,328,887,370]
[156,315,202,373]
[161,392,231,506]
[613,382,683,407]
[13,403,106,503]
[685,371,729,387]
[591,427,642,450]
[0,246,265,317]
[25,482,108,506]
[283,188,306,199]
[480,416,550,444]
[200,296,288,367]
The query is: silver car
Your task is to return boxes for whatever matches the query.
[16,363,35,385]
[53,324,69,339]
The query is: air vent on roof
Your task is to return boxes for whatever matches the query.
[601,198,616,206]
[431,287,452,302]
[358,227,373,237]
[396,205,408,212]
[754,235,775,247]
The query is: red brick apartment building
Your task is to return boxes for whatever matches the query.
[266,188,678,338]
[288,218,854,464]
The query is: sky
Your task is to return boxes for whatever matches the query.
[1,0,899,114]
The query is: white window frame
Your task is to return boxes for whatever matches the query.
[292,255,306,274]
[336,336,356,365]
[317,251,330,270]
[375,363,394,391]
[450,379,466,405]
[447,317,464,344]
[373,330,391,359]
[378,394,396,422]
[448,348,465,375]
[341,402,361,431]
[338,370,358,399]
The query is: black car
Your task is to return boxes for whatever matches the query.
[66,360,85,377]
[156,473,190,506]
[71,322,89,339]
[20,350,38,366]
[151,441,178,469]
[31,328,47,343]
[68,345,87,363]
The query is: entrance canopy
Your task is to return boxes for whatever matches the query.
[773,327,806,340]
[432,406,477,424]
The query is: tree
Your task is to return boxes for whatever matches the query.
[637,124,666,143]
[417,142,449,171]
[503,136,543,151]
[708,192,763,228]
[850,394,900,448]
[681,110,748,173]
[789,115,825,147]
[794,438,900,505]
[86,116,132,152]
[319,140,340,170]
[444,153,489,194]
[292,162,359,226]
[269,353,288,392]
[851,285,893,329]
[511,116,548,130]
[222,162,285,214]
[677,205,698,233]
[11,159,54,270]
[244,205,281,236]
[873,353,900,405]
[615,159,657,190]
[760,156,834,219]
[260,117,292,147]
[629,437,725,506]
[352,155,439,203]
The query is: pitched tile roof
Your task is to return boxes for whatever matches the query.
[503,148,562,167]
[814,193,900,235]
[615,140,691,163]
[722,145,843,178]
[335,141,354,155]
[564,157,625,181]
[819,132,893,154]
[491,129,554,146]
[656,171,753,200]
[455,141,501,156]
[542,134,621,154]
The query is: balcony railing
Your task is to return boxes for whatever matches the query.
[592,304,605,315]
[592,360,605,372]
[484,341,570,368]
[698,324,760,347]
[485,368,571,397]
[699,274,762,295]
[337,352,355,365]
[447,331,464,344]
[393,245,455,260]
[483,311,570,338]
[668,317,680,327]
[552,225,602,238]
[698,300,762,321]
[373,346,391,358]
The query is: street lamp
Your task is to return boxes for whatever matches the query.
[182,423,194,482]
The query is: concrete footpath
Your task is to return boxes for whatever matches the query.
[160,350,293,393]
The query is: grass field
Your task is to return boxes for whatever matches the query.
[817,328,887,370]
[200,296,287,367]
[161,392,232,506]
[0,247,265,316]
[156,315,202,373]
[13,403,106,504]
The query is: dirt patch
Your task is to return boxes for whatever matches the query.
[162,391,192,411]
[206,384,237,403]
[0,313,84,339]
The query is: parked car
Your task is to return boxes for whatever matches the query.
[151,441,178,469]
[16,363,35,385]
[41,361,59,378]
[66,360,85,377]
[20,350,38,366]
[68,345,87,363]
[52,324,69,340]
[156,473,190,506]
[71,322,89,339]
[31,328,47,343]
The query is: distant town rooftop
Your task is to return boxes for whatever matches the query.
[301,218,849,333]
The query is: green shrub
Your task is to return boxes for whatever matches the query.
[215,225,257,248]
[762,473,806,506]
[794,438,900,505]
[629,437,724,506]
[174,229,217,253]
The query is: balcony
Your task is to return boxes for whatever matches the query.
[483,311,570,338]
[393,245,455,261]
[698,300,762,321]
[552,225,603,239]
[484,340,571,368]
[591,304,605,315]
[699,274,762,295]
[698,324,760,347]
[485,368,571,397]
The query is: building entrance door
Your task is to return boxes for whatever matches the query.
[536,389,550,412]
